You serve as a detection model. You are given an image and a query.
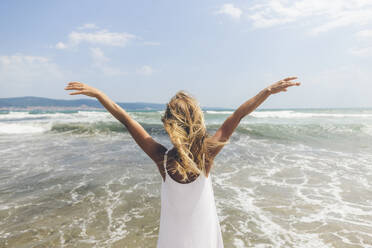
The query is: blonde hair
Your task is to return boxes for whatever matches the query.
[161,90,229,182]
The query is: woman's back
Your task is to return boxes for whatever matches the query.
[157,148,224,248]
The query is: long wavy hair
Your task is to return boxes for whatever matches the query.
[161,90,229,182]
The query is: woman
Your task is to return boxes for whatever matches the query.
[64,77,300,247]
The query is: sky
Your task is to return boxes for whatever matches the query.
[0,0,372,109]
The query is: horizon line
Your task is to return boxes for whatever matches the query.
[1,96,371,110]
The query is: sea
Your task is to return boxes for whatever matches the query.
[0,108,371,248]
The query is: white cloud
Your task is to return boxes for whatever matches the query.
[216,4,242,19]
[136,65,154,75]
[77,23,99,30]
[0,54,63,80]
[55,42,67,50]
[90,47,109,64]
[56,28,136,49]
[246,0,372,35]
[0,55,49,65]
[89,48,125,76]
[69,30,135,47]
[0,54,65,95]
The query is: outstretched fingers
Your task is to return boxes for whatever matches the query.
[284,81,301,86]
[65,86,83,91]
[68,81,82,85]
[69,91,84,95]
[65,81,85,91]
[66,82,83,87]
[268,77,301,94]
[282,81,301,91]
[283,76,298,81]
[288,82,301,86]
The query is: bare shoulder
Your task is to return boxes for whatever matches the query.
[204,153,216,178]
[154,145,169,177]
[205,136,224,163]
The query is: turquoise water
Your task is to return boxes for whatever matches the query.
[0,109,372,247]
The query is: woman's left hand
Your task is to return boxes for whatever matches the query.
[64,81,101,98]
[266,77,301,94]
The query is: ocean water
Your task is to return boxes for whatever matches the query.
[0,108,372,248]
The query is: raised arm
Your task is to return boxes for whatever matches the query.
[209,77,300,158]
[64,82,166,164]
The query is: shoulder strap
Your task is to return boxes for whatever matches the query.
[163,148,170,172]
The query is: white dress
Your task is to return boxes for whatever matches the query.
[157,148,224,248]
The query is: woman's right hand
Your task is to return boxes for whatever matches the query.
[266,77,301,94]
[64,81,101,98]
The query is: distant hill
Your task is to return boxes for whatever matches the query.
[0,96,232,111]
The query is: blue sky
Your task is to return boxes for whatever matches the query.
[1,0,371,108]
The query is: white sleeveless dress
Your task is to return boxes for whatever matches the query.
[157,148,224,248]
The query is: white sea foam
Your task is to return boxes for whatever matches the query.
[205,109,372,119]
[211,137,372,247]
[250,110,372,119]
[206,110,234,114]
[0,111,72,120]
[0,122,49,134]
[0,110,118,134]
[0,110,113,122]
[362,125,372,136]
